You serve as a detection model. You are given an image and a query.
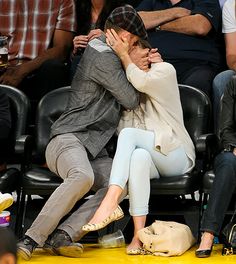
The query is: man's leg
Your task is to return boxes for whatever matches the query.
[18,134,94,260]
[57,153,113,242]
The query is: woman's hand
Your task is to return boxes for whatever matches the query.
[148,48,163,63]
[106,29,129,59]
[130,47,150,71]
[73,35,89,53]
[88,29,103,41]
[73,29,103,54]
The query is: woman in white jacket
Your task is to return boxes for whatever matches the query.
[82,29,195,254]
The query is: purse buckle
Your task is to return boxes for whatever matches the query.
[223,247,234,255]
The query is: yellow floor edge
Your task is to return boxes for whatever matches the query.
[18,244,236,264]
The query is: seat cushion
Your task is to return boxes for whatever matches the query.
[0,168,19,192]
[23,167,62,195]
[150,170,201,195]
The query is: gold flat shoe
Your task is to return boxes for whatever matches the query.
[126,247,144,255]
[82,206,124,232]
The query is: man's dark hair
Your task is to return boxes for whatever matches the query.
[0,228,17,261]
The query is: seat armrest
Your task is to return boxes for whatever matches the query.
[196,133,219,153]
[15,135,34,170]
[195,133,219,170]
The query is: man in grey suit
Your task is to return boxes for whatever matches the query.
[18,5,148,260]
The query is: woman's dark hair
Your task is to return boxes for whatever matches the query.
[76,0,125,35]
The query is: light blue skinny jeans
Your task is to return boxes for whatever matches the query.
[109,128,191,216]
[213,70,235,132]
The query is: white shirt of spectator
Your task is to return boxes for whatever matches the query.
[222,0,236,33]
[219,0,227,9]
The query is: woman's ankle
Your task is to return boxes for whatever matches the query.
[198,232,214,250]
[127,236,142,250]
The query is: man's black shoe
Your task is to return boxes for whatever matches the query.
[44,230,83,258]
[17,236,38,261]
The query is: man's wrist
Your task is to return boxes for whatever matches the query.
[223,144,236,152]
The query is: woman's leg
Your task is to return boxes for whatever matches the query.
[126,133,190,251]
[87,128,144,224]
[127,216,147,252]
[87,128,190,225]
[197,152,236,252]
[127,148,159,251]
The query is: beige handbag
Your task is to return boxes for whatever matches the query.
[138,220,196,256]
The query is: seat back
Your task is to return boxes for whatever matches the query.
[179,84,211,146]
[33,84,212,163]
[0,85,30,157]
[34,86,71,163]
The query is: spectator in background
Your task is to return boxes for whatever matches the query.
[212,0,236,131]
[196,77,236,258]
[0,228,17,264]
[0,0,76,101]
[70,0,125,79]
[136,0,223,97]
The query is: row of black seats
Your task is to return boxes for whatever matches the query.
[0,84,225,239]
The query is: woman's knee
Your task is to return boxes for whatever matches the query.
[130,148,152,176]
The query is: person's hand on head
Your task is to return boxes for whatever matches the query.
[148,48,163,64]
[106,29,129,59]
[88,29,103,41]
[130,46,150,71]
[73,35,89,54]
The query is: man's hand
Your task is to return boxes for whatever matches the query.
[106,29,130,59]
[172,7,191,19]
[139,7,190,30]
[0,65,27,87]
[233,147,236,156]
[148,48,163,63]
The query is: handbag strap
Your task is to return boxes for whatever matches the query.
[229,202,236,223]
